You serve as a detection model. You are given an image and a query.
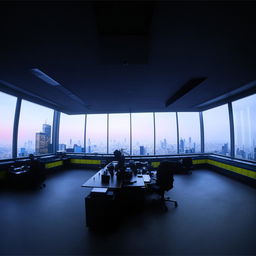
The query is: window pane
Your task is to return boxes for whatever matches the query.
[18,100,54,156]
[132,113,154,155]
[203,105,230,155]
[86,114,107,153]
[155,112,177,154]
[232,94,256,161]
[0,92,16,159]
[59,113,85,153]
[178,112,200,153]
[109,114,130,155]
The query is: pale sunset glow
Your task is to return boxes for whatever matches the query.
[0,90,256,161]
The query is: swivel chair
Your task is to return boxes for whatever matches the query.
[150,161,178,211]
[181,157,193,174]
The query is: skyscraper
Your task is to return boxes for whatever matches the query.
[140,146,145,155]
[221,143,228,155]
[74,144,82,153]
[180,139,184,153]
[59,144,66,151]
[35,132,49,154]
[43,124,51,140]
[43,123,52,153]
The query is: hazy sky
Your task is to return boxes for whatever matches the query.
[155,112,177,142]
[178,112,200,141]
[203,104,230,144]
[59,113,85,146]
[233,94,256,148]
[18,100,54,147]
[1,90,256,156]
[0,92,16,145]
[86,114,107,146]
[109,113,130,152]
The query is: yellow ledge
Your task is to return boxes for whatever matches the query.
[193,159,256,179]
[45,161,63,169]
[70,159,101,165]
[151,159,256,179]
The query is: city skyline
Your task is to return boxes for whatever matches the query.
[0,91,256,160]
[19,123,52,157]
[0,122,255,160]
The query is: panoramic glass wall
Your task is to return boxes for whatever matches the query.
[131,113,154,155]
[232,94,256,161]
[59,114,85,152]
[109,113,130,155]
[203,104,230,156]
[0,92,17,159]
[155,112,177,154]
[18,100,54,157]
[2,88,256,161]
[178,112,201,153]
[86,114,107,153]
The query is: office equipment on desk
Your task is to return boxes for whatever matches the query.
[142,174,151,183]
[101,173,110,184]
[82,160,153,228]
[91,187,108,195]
[82,161,146,189]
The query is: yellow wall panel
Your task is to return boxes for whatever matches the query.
[70,159,101,165]
[195,159,255,180]
[45,161,63,169]
[151,161,160,168]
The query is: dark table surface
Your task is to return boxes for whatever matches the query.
[82,162,149,189]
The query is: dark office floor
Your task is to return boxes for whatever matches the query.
[0,168,256,256]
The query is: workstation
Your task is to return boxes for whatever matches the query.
[0,1,256,255]
[82,154,179,228]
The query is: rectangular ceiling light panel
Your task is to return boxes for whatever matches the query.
[30,68,60,87]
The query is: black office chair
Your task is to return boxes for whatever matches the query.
[149,161,178,211]
[181,157,193,174]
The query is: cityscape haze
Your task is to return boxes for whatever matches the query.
[0,91,256,161]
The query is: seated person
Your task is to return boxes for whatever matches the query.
[113,149,125,172]
[28,154,46,187]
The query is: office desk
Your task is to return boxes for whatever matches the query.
[82,162,150,189]
[82,161,151,227]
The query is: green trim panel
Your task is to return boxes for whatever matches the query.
[194,159,256,180]
[192,159,207,165]
[45,161,63,169]
[70,159,101,165]
[152,159,255,180]
[151,161,160,168]
[0,170,7,180]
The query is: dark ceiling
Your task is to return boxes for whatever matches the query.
[0,1,256,114]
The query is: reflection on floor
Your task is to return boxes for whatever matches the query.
[0,168,256,255]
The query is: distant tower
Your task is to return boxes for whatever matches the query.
[42,123,51,152]
[189,137,192,149]
[221,143,228,155]
[74,144,82,153]
[180,139,184,153]
[140,146,145,155]
[35,132,49,154]
[163,138,167,149]
[58,144,66,151]
[43,124,51,140]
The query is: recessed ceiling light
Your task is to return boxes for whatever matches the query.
[30,68,60,87]
[30,68,86,107]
